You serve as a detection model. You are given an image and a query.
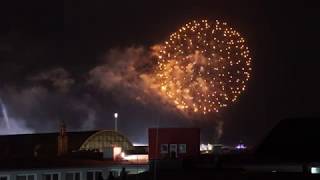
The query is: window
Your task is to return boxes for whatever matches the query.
[160,144,168,154]
[178,144,187,153]
[86,171,102,180]
[169,144,178,158]
[109,170,119,177]
[169,144,177,153]
[42,173,59,180]
[0,175,9,180]
[86,172,93,180]
[16,174,35,180]
[65,172,81,180]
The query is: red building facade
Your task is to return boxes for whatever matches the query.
[148,128,200,160]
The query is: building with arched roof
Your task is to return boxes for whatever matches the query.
[80,130,133,152]
[0,126,149,179]
[0,129,134,159]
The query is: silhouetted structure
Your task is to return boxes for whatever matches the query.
[256,117,320,163]
[57,121,68,156]
[0,129,134,159]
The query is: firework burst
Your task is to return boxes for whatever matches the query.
[151,19,252,115]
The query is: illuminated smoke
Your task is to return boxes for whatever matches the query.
[0,98,10,129]
[0,97,33,135]
[28,68,75,93]
[88,47,163,106]
[89,20,252,118]
[0,20,251,141]
[87,20,252,145]
[215,120,224,143]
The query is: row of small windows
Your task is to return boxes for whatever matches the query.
[160,144,187,154]
[43,174,59,180]
[0,174,60,180]
[0,171,121,180]
[17,175,36,180]
[86,171,102,180]
[66,173,80,180]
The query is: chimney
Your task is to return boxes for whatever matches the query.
[57,121,68,156]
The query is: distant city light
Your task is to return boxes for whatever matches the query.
[120,151,148,162]
[133,143,148,146]
[311,167,320,174]
[114,113,118,118]
[235,143,246,150]
[200,143,213,151]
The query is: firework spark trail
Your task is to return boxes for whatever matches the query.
[146,19,252,116]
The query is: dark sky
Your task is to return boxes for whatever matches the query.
[0,0,320,146]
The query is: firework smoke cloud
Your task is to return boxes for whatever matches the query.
[89,19,252,117]
[0,20,252,140]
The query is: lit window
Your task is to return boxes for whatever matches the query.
[311,167,320,174]
[160,144,168,154]
[65,172,81,180]
[179,144,187,153]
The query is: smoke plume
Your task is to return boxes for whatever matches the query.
[0,47,223,144]
[87,47,175,112]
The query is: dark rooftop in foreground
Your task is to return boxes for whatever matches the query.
[0,158,147,171]
[256,117,320,162]
[0,130,98,159]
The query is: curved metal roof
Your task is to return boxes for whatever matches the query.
[80,130,133,151]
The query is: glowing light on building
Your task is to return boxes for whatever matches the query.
[132,143,148,146]
[311,167,320,174]
[121,152,149,163]
[200,143,213,151]
[113,146,122,160]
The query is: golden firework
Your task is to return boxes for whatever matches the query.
[153,20,252,115]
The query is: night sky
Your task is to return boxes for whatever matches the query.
[0,0,320,146]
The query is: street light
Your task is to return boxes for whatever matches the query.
[114,113,118,131]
